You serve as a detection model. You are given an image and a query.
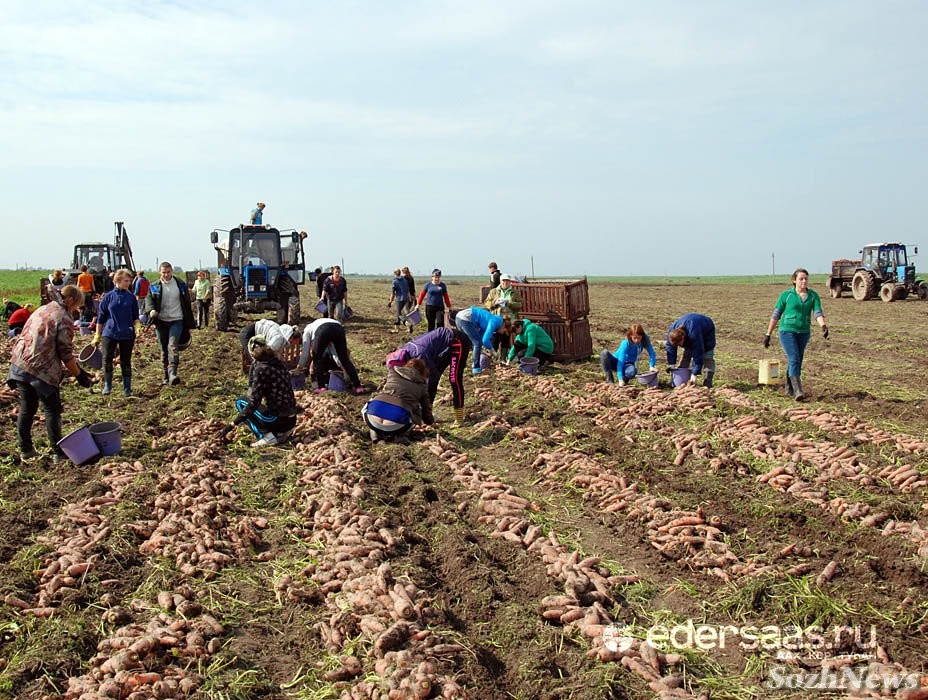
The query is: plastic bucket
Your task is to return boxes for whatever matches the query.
[406,308,422,325]
[78,344,103,369]
[315,301,327,314]
[139,313,149,325]
[479,352,492,371]
[327,370,348,392]
[518,356,539,375]
[79,325,94,336]
[57,426,101,466]
[291,373,306,391]
[670,367,692,388]
[636,370,659,388]
[89,421,122,456]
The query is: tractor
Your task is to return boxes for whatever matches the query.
[210,224,307,331]
[41,222,136,303]
[827,243,927,302]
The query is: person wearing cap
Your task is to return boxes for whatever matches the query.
[93,269,142,396]
[218,335,299,448]
[484,274,523,358]
[415,269,452,331]
[250,202,266,225]
[7,303,34,336]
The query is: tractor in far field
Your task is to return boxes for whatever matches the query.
[826,243,927,302]
[210,224,307,331]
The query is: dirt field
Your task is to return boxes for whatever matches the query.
[1,278,927,700]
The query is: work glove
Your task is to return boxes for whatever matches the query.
[75,369,94,388]
[134,321,142,335]
[148,309,158,320]
[664,366,674,374]
[92,333,102,347]
[688,374,699,385]
[822,325,829,340]
[648,366,657,373]
[387,301,393,308]
[763,334,771,349]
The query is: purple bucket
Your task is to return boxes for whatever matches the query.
[479,352,492,371]
[327,370,348,392]
[636,370,659,388]
[78,344,103,369]
[406,308,422,325]
[79,325,94,336]
[518,356,539,375]
[670,367,692,388]
[291,373,307,391]
[57,426,101,466]
[89,421,122,456]
[315,301,327,314]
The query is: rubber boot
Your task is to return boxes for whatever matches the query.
[168,364,180,386]
[162,365,170,385]
[122,374,133,397]
[102,371,113,396]
[791,376,806,402]
[453,407,464,426]
[703,371,714,389]
[784,376,795,397]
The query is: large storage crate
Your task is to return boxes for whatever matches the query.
[479,278,590,321]
[534,317,593,362]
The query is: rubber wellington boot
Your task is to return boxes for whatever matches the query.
[122,374,133,397]
[168,365,180,386]
[791,376,806,402]
[703,372,714,389]
[102,371,113,396]
[162,365,170,385]
[784,376,795,397]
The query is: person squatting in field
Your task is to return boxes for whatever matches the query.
[415,269,452,331]
[390,325,470,424]
[296,318,364,394]
[93,268,141,397]
[666,313,716,387]
[600,323,657,386]
[218,335,298,448]
[507,318,555,367]
[7,303,34,337]
[7,285,95,461]
[362,358,434,444]
[454,306,510,375]
[764,267,828,402]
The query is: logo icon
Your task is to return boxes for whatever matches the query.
[602,624,636,653]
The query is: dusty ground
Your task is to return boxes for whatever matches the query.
[1,278,927,700]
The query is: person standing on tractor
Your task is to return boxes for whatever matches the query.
[192,270,212,329]
[145,261,195,386]
[320,266,348,322]
[250,202,266,225]
[764,268,829,402]
[77,264,96,324]
[415,269,452,331]
[93,269,141,397]
[6,285,95,462]
[666,313,716,388]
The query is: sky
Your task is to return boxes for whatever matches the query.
[2,1,926,278]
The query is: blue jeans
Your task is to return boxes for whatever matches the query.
[455,310,483,369]
[779,331,809,378]
[600,351,637,381]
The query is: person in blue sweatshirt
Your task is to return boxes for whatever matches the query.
[666,313,716,387]
[453,306,509,374]
[93,268,142,396]
[600,323,657,385]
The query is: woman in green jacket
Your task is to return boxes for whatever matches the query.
[764,268,828,401]
[507,319,555,366]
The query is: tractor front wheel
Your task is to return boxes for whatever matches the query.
[851,270,877,301]
[916,281,928,300]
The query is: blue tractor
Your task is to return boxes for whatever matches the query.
[210,224,308,330]
[838,243,927,302]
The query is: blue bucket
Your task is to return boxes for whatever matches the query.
[89,421,122,456]
[406,308,422,325]
[315,301,327,314]
[57,426,101,465]
[291,373,307,391]
[78,344,103,369]
[670,367,692,388]
[518,356,539,375]
[327,370,348,392]
[636,370,659,388]
[479,352,492,371]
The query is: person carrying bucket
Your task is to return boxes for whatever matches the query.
[93,268,141,397]
[600,323,657,386]
[145,261,196,386]
[454,306,510,374]
[294,318,364,394]
[415,269,452,331]
[393,326,470,424]
[218,335,298,447]
[666,313,716,388]
[387,268,410,333]
[507,319,555,368]
[362,358,434,444]
[6,285,95,462]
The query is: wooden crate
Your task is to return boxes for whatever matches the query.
[242,339,303,374]
[534,317,593,362]
[480,279,589,321]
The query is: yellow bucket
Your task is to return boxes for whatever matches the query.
[758,359,782,385]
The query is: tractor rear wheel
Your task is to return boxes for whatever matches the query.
[288,297,301,325]
[214,275,235,331]
[851,270,877,301]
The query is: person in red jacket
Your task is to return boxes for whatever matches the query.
[7,304,33,336]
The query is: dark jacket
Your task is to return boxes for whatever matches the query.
[145,277,196,331]
[373,365,434,426]
[234,356,298,424]
[666,313,716,375]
